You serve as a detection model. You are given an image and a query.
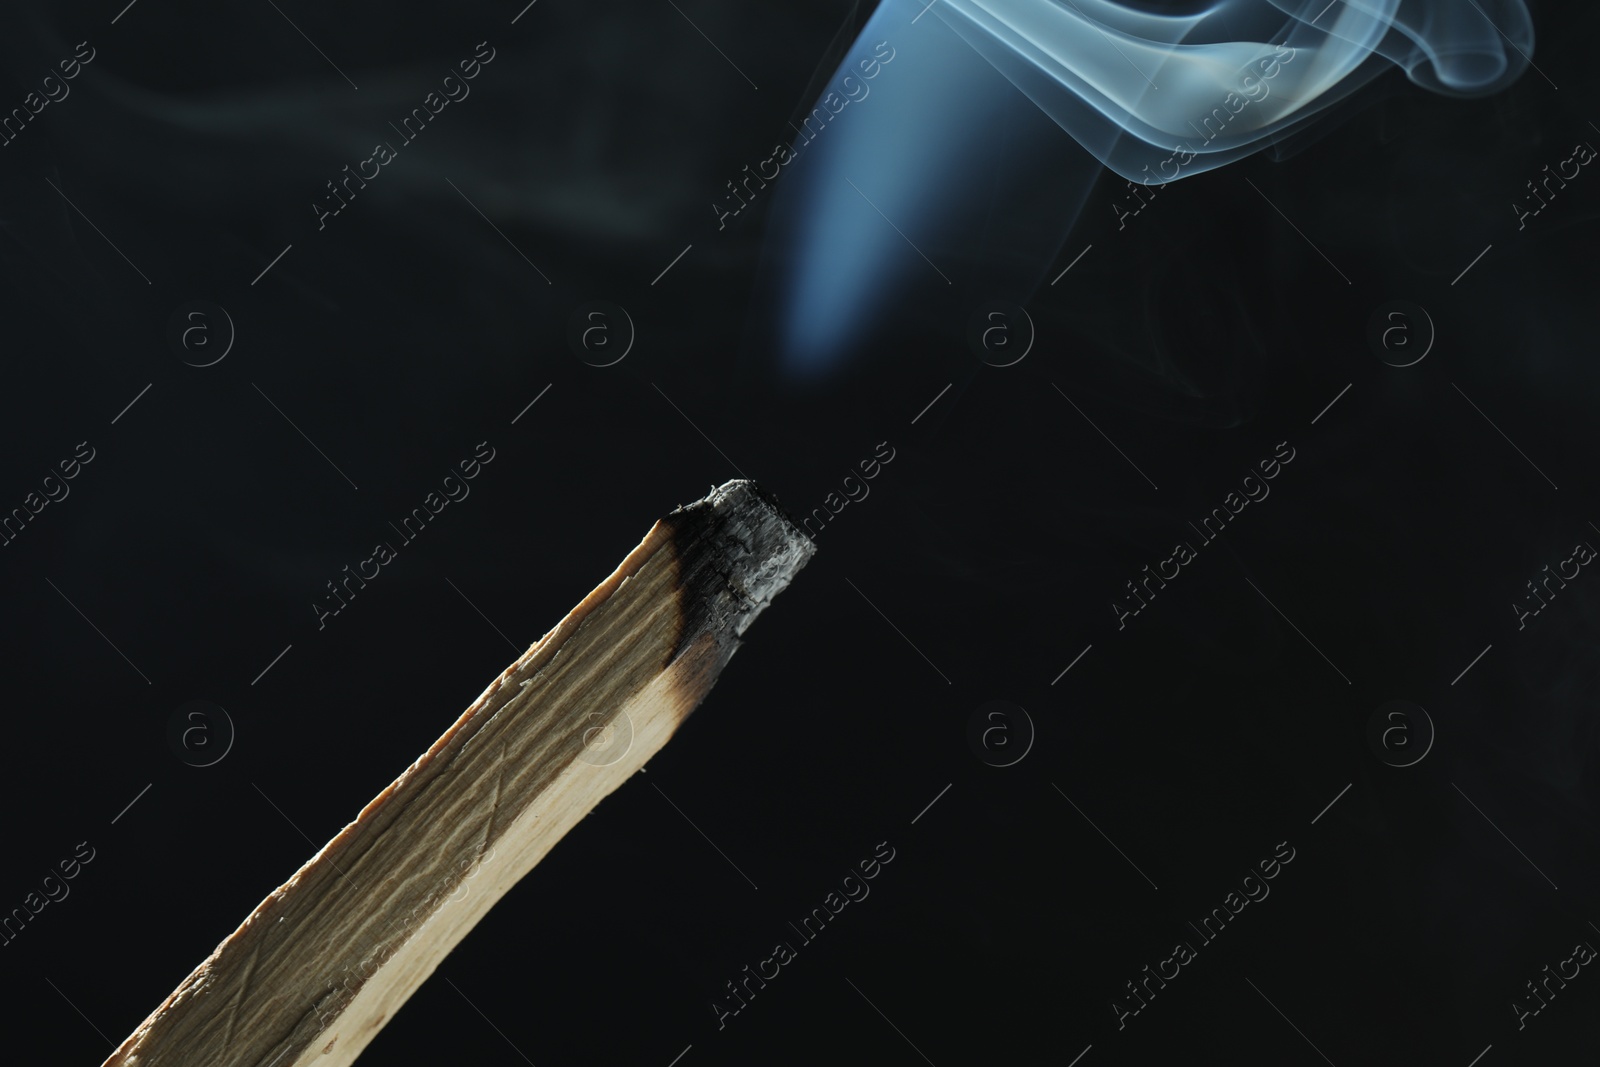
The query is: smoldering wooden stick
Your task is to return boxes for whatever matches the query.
[103,480,814,1067]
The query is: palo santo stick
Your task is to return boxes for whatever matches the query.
[104,480,814,1067]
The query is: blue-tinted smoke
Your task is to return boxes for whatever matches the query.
[766,0,1533,377]
[933,0,1533,181]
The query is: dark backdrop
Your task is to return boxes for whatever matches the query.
[2,1,1598,1064]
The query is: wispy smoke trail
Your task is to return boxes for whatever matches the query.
[932,0,1534,181]
[764,0,1534,376]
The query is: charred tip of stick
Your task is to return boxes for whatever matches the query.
[665,479,815,657]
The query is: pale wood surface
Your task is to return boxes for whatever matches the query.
[103,480,813,1067]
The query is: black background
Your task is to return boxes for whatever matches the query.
[2,0,1598,1064]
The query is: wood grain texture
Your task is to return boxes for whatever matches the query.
[103,480,813,1067]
